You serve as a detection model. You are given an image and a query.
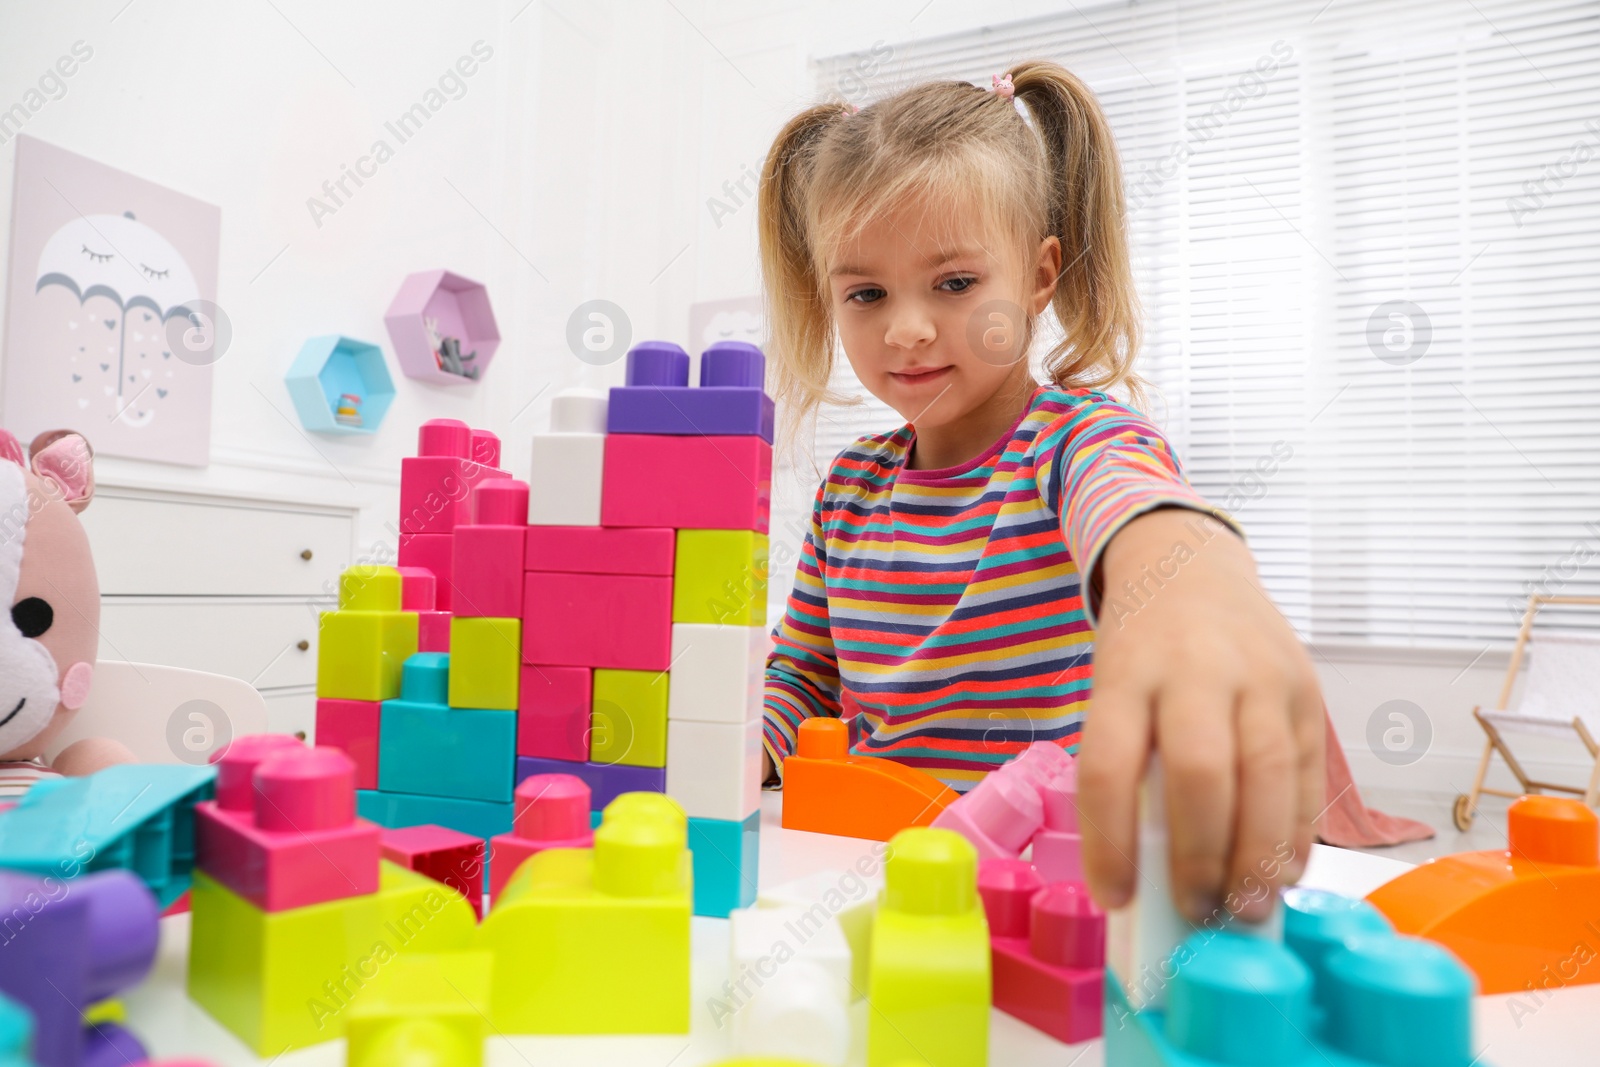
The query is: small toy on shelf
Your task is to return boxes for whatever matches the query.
[284,336,395,435]
[782,717,958,842]
[385,271,500,385]
[333,392,363,427]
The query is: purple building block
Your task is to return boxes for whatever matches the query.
[515,756,666,811]
[607,340,775,443]
[0,870,158,1067]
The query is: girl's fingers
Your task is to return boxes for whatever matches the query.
[1156,683,1237,924]
[1286,671,1327,886]
[1077,672,1154,913]
[1227,687,1296,923]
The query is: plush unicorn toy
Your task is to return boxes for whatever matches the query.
[0,429,133,797]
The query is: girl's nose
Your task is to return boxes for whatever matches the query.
[883,301,937,350]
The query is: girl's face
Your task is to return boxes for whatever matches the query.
[826,196,1061,433]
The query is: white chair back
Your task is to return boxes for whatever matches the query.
[1502,632,1600,735]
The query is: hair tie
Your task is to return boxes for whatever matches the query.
[990,73,1015,99]
[841,103,860,117]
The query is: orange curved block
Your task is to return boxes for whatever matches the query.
[1366,795,1600,994]
[781,718,959,841]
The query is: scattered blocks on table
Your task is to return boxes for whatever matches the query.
[381,654,516,804]
[758,871,879,1001]
[666,718,761,820]
[727,902,851,1065]
[451,479,529,619]
[517,664,591,760]
[867,828,990,1067]
[667,623,766,723]
[592,668,670,768]
[978,859,1104,1044]
[0,762,215,908]
[194,740,381,912]
[521,571,672,670]
[357,790,513,841]
[673,530,768,625]
[781,718,957,842]
[607,341,776,443]
[380,824,486,919]
[0,869,159,1067]
[515,756,665,811]
[317,566,419,701]
[523,524,676,575]
[688,810,759,918]
[314,697,380,790]
[488,773,595,900]
[601,434,772,533]
[398,533,455,612]
[476,791,692,1033]
[447,617,521,710]
[346,952,491,1067]
[528,389,607,527]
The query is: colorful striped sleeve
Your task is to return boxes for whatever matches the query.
[1037,392,1241,626]
[763,480,842,769]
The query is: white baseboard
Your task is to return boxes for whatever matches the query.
[1340,744,1595,799]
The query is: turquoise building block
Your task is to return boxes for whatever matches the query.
[0,764,215,908]
[0,992,35,1067]
[378,653,516,803]
[687,812,759,918]
[357,790,513,842]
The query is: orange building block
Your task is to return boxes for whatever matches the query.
[781,718,958,841]
[1367,794,1600,994]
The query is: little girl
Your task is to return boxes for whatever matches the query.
[756,62,1323,924]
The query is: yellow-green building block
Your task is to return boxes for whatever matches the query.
[475,791,691,1033]
[187,861,477,1055]
[346,952,492,1067]
[673,530,767,625]
[317,566,418,701]
[447,616,521,710]
[867,828,990,1067]
[591,668,669,767]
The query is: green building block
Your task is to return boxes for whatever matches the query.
[591,668,669,768]
[867,828,990,1067]
[475,791,691,1033]
[673,530,767,626]
[346,952,491,1067]
[317,566,418,701]
[447,617,521,710]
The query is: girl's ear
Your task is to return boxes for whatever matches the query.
[28,430,95,513]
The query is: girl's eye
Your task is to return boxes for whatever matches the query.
[846,287,886,305]
[939,275,978,293]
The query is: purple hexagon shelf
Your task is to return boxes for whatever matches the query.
[384,270,501,385]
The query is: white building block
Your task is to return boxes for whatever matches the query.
[758,870,879,999]
[726,905,852,1065]
[665,718,761,820]
[528,389,607,526]
[667,623,766,723]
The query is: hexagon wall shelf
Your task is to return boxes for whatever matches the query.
[285,335,396,435]
[384,270,501,385]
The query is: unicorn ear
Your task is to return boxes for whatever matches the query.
[28,430,95,513]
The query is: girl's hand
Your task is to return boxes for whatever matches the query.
[1077,509,1324,924]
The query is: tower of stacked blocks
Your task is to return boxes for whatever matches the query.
[314,338,772,917]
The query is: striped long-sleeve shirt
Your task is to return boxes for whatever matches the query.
[762,385,1237,793]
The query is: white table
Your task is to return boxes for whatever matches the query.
[122,794,1591,1066]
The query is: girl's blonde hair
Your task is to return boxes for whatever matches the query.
[758,59,1143,427]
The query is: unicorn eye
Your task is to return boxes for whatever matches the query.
[11,597,52,639]
[141,264,169,280]
[80,245,113,264]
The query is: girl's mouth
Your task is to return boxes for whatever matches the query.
[889,366,953,386]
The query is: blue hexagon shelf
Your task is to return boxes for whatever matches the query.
[285,336,396,435]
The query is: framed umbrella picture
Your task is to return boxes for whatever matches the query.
[3,135,221,466]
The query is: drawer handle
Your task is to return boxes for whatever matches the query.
[300,549,314,561]
[296,640,310,652]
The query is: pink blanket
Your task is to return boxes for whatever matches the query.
[1314,709,1434,848]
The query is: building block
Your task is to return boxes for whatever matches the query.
[475,792,691,1033]
[1032,757,1083,886]
[447,617,521,710]
[522,571,672,670]
[194,739,382,912]
[867,828,990,1067]
[0,870,158,1067]
[978,859,1104,1044]
[346,952,491,1067]
[781,718,958,841]
[471,428,501,467]
[317,566,420,701]
[515,756,665,811]
[1366,794,1600,994]
[0,763,215,908]
[518,664,591,760]
[607,340,776,443]
[528,389,607,526]
[314,698,380,790]
[758,871,879,1001]
[396,566,438,610]
[487,773,595,900]
[357,790,513,841]
[380,824,486,919]
[666,718,762,820]
[523,525,675,575]
[601,433,772,533]
[727,903,851,1064]
[379,654,516,804]
[398,533,456,612]
[186,860,477,1056]
[0,994,29,1067]
[667,623,766,724]
[451,480,529,618]
[689,811,759,918]
[674,530,768,625]
[417,609,452,652]
[592,668,670,768]
[931,741,1075,866]
[399,418,508,534]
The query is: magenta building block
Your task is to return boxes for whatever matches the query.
[398,533,455,611]
[523,526,675,576]
[417,609,452,652]
[933,768,1044,860]
[380,824,486,916]
[521,571,672,670]
[212,733,304,812]
[418,418,472,458]
[471,428,502,468]
[979,861,1104,1044]
[600,434,772,532]
[473,478,528,525]
[1032,828,1084,885]
[395,566,438,611]
[487,773,595,899]
[452,525,526,618]
[978,858,1043,938]
[314,698,381,790]
[384,271,501,386]
[625,340,691,386]
[515,756,665,810]
[399,455,507,534]
[518,664,591,760]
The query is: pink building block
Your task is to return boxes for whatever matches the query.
[380,824,486,917]
[933,766,1044,861]
[195,740,381,912]
[1033,760,1082,885]
[417,610,453,652]
[396,567,437,611]
[521,571,672,670]
[452,480,529,618]
[600,434,772,532]
[471,428,501,467]
[398,533,455,611]
[518,664,591,760]
[314,698,380,790]
[488,774,594,900]
[523,526,675,576]
[978,859,1104,1044]
[399,455,507,534]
